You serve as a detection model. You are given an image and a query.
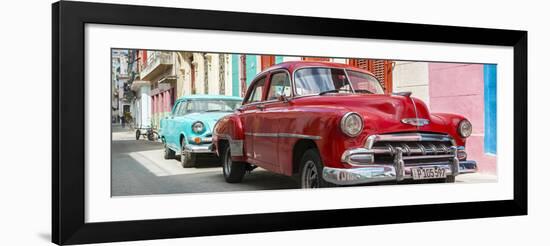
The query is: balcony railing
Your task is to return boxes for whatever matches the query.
[140,52,173,80]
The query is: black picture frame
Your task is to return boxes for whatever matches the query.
[52,1,527,245]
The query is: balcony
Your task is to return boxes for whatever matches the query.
[140,52,173,81]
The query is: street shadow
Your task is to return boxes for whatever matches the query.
[176,154,222,167]
[112,140,163,154]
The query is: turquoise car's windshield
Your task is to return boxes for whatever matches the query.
[186,99,242,113]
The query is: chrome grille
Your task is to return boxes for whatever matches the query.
[368,133,455,166]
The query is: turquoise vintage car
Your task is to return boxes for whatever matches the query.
[159,95,243,167]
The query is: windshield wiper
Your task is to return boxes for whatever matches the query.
[319,89,339,95]
[319,89,352,95]
[205,109,222,112]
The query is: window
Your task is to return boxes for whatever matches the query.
[172,101,182,116]
[185,100,241,112]
[294,68,351,96]
[267,72,291,100]
[347,70,384,94]
[246,77,266,103]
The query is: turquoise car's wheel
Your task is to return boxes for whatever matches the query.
[180,139,196,168]
[222,146,245,183]
[163,142,175,160]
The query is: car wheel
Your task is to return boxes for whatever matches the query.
[299,149,335,189]
[163,142,175,160]
[222,146,246,183]
[180,140,196,168]
[135,130,141,140]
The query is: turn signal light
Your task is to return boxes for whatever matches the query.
[194,137,201,144]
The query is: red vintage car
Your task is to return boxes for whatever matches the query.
[213,61,477,188]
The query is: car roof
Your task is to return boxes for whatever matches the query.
[176,94,243,101]
[261,60,376,76]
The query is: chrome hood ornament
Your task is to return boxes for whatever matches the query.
[401,118,430,127]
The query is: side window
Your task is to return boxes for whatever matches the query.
[177,102,187,116]
[247,77,266,103]
[172,102,181,116]
[267,72,291,100]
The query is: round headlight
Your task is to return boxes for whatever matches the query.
[458,119,472,138]
[340,112,363,137]
[192,121,204,134]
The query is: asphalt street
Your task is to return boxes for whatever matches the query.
[111,125,497,197]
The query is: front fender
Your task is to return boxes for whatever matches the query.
[428,113,469,146]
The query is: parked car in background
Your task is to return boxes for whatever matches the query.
[160,95,243,167]
[213,61,477,188]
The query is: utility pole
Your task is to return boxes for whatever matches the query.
[240,55,247,97]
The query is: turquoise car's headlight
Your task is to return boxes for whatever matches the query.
[192,121,205,134]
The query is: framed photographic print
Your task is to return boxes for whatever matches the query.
[52,1,527,245]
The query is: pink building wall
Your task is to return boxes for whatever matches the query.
[428,63,496,174]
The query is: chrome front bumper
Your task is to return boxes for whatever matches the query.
[183,144,215,154]
[323,160,477,185]
[323,133,477,185]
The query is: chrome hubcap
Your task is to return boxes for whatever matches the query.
[302,160,319,188]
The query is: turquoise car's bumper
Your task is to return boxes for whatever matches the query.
[183,143,215,154]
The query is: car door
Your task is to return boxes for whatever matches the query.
[171,100,188,149]
[166,100,183,149]
[239,76,269,167]
[253,70,293,170]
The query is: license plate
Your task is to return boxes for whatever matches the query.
[411,167,447,180]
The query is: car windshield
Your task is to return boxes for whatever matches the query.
[186,99,241,113]
[294,67,384,96]
[346,70,385,94]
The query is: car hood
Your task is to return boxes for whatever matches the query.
[183,111,234,129]
[298,93,449,134]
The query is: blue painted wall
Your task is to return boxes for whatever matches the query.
[245,55,257,86]
[231,55,240,96]
[484,64,497,154]
[275,56,284,64]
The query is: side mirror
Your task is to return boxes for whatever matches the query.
[278,95,289,103]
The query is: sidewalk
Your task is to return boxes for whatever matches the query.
[456,173,498,183]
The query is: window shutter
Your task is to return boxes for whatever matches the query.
[260,56,275,70]
[301,57,330,62]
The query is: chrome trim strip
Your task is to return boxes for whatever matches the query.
[183,144,214,154]
[215,134,244,157]
[244,132,321,140]
[409,97,420,130]
[365,133,454,148]
[229,140,244,157]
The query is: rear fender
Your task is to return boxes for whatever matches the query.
[213,115,245,161]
